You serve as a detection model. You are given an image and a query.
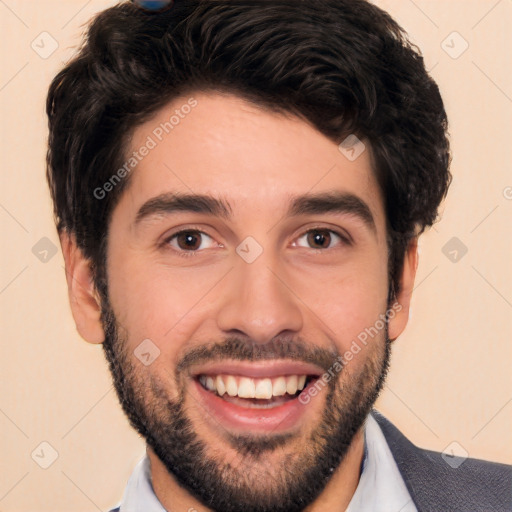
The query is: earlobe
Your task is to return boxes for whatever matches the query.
[60,231,105,344]
[387,238,419,342]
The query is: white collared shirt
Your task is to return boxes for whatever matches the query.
[110,413,417,512]
[346,413,417,512]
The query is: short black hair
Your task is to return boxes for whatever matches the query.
[46,0,451,301]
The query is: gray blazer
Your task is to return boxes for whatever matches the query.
[372,409,511,511]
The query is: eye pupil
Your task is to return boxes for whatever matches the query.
[178,231,201,250]
[308,230,331,249]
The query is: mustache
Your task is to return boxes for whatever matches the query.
[176,336,341,376]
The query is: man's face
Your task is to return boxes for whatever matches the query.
[101,92,394,511]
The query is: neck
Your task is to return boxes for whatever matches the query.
[148,425,365,512]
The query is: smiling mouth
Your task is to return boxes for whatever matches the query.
[196,373,318,409]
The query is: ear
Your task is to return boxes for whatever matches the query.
[387,237,419,342]
[60,231,105,344]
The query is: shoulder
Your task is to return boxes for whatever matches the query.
[371,409,512,512]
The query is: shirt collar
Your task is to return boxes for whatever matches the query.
[346,412,417,512]
[115,454,166,512]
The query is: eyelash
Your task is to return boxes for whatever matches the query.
[161,227,352,259]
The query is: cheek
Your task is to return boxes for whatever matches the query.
[107,254,220,351]
[292,254,389,355]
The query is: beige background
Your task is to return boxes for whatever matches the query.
[1,1,511,511]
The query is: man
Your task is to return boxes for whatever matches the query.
[45,0,511,511]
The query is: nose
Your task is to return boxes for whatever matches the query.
[216,252,304,345]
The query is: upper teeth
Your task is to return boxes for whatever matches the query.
[199,374,308,399]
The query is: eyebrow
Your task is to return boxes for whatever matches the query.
[134,191,376,235]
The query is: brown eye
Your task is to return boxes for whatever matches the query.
[175,231,202,250]
[307,230,332,249]
[166,230,216,254]
[295,228,349,250]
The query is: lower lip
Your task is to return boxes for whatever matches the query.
[192,378,321,433]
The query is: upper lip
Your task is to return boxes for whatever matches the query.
[189,360,324,379]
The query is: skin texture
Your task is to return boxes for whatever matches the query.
[61,92,418,512]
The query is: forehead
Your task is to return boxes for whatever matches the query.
[116,92,385,233]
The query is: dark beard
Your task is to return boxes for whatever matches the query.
[101,297,391,512]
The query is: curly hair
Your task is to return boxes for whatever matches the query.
[46,0,451,301]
